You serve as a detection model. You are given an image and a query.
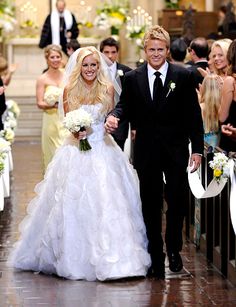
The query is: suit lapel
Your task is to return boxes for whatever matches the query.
[162,63,177,100]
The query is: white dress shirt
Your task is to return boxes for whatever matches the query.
[147,61,169,99]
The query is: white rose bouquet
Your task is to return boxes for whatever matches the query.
[63,109,93,151]
[44,86,63,107]
[209,152,230,183]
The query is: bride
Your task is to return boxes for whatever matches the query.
[8,46,151,281]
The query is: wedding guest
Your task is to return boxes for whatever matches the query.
[0,77,6,130]
[100,37,132,150]
[198,74,221,148]
[219,39,236,153]
[197,38,232,88]
[0,55,18,86]
[169,37,189,68]
[221,124,236,141]
[8,46,151,281]
[105,25,204,279]
[36,44,67,171]
[66,38,81,56]
[39,0,79,54]
[187,37,209,88]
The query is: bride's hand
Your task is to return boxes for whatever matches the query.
[73,130,87,140]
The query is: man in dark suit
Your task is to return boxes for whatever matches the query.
[187,37,209,88]
[100,37,132,150]
[39,0,79,55]
[0,78,6,130]
[105,25,204,279]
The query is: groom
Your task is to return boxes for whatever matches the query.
[105,25,204,279]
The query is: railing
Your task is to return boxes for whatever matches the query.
[185,144,236,286]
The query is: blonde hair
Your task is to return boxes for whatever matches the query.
[44,44,63,60]
[200,74,221,132]
[211,38,232,75]
[66,46,112,114]
[143,25,170,49]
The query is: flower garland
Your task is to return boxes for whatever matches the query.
[209,152,230,183]
[1,99,20,144]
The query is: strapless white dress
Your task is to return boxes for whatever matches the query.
[8,104,151,281]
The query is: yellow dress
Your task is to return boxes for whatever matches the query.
[42,85,66,171]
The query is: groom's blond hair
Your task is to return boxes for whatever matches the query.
[143,25,170,49]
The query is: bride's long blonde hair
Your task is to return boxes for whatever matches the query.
[65,46,113,114]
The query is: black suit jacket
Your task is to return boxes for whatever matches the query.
[113,62,204,170]
[111,62,132,141]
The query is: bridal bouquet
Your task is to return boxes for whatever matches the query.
[63,109,93,151]
[44,86,63,107]
[209,152,230,183]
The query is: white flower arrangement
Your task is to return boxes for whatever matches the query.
[0,152,6,176]
[209,152,230,183]
[0,0,16,34]
[94,0,129,32]
[4,112,17,130]
[0,127,15,143]
[6,99,20,118]
[63,109,93,151]
[44,86,63,107]
[166,81,176,97]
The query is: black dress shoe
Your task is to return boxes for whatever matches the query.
[147,267,165,280]
[168,252,183,272]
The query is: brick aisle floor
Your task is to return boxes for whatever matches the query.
[0,141,236,307]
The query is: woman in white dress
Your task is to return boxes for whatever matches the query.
[8,46,151,281]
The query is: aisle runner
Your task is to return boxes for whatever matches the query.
[188,159,236,234]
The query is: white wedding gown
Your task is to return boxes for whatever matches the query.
[8,104,151,281]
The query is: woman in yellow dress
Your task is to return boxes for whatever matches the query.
[36,44,66,172]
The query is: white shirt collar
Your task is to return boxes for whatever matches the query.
[147,61,169,81]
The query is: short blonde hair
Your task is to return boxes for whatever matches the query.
[143,25,170,49]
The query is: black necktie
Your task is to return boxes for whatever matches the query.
[153,71,163,103]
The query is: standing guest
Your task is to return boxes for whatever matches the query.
[8,46,151,281]
[170,37,189,67]
[0,78,6,130]
[100,37,132,150]
[187,37,209,88]
[219,39,236,153]
[36,44,67,171]
[0,55,18,86]
[105,25,204,279]
[66,38,81,56]
[198,74,221,148]
[39,0,79,55]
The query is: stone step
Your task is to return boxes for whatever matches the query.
[7,96,42,141]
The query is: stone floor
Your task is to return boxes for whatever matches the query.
[0,141,236,306]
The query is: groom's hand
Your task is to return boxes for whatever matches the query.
[189,154,202,173]
[105,115,119,133]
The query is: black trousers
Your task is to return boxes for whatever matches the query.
[136,144,188,267]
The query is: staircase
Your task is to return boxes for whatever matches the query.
[10,96,42,142]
